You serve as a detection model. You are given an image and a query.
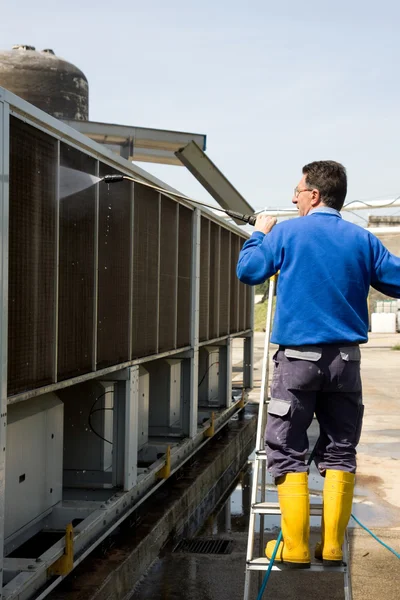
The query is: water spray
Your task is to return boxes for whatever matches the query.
[102,174,257,226]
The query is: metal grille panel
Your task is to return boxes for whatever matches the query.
[173,538,233,555]
[97,164,132,368]
[230,234,240,333]
[8,117,57,395]
[159,196,178,352]
[209,222,220,339]
[199,217,210,342]
[177,205,192,348]
[132,184,160,358]
[219,228,230,335]
[7,112,254,395]
[58,144,95,380]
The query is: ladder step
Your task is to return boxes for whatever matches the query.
[247,557,346,573]
[252,502,323,516]
[255,450,267,460]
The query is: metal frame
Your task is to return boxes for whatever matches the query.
[243,334,253,390]
[155,194,162,353]
[62,118,207,166]
[175,140,254,223]
[174,202,179,349]
[205,218,211,341]
[128,183,135,359]
[0,86,255,600]
[92,161,100,371]
[53,140,60,383]
[112,367,138,491]
[225,337,232,408]
[226,230,231,333]
[214,225,221,337]
[0,94,10,595]
[189,209,201,438]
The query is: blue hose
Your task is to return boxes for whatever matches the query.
[351,513,400,559]
[256,530,282,600]
[256,516,400,600]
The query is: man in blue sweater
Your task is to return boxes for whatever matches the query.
[237,161,400,568]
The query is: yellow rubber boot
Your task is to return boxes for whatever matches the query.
[315,470,355,566]
[265,472,310,568]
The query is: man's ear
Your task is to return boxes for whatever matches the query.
[310,189,321,207]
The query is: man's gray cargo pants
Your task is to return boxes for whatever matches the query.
[265,345,364,479]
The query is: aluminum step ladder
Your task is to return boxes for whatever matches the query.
[243,274,352,600]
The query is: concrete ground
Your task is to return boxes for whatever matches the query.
[131,332,400,599]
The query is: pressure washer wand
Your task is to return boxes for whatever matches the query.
[102,174,257,226]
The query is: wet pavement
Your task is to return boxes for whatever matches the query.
[131,332,400,600]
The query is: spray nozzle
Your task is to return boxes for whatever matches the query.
[224,210,257,226]
[103,174,125,183]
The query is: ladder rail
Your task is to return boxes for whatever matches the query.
[343,531,353,600]
[245,275,277,599]
[245,274,277,570]
[254,274,276,454]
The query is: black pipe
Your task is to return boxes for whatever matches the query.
[102,174,257,225]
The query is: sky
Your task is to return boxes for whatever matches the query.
[2,0,400,224]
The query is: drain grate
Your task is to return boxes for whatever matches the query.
[173,538,233,555]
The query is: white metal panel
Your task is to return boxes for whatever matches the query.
[5,394,63,540]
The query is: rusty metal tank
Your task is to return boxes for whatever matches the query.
[0,45,88,120]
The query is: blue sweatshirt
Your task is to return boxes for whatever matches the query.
[237,209,400,345]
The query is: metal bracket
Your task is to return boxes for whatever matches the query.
[204,412,215,438]
[47,524,74,576]
[156,446,171,479]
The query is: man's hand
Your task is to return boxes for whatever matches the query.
[254,214,277,235]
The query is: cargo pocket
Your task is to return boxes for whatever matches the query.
[282,347,323,391]
[268,397,291,417]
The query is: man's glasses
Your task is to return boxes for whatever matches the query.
[294,187,312,198]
